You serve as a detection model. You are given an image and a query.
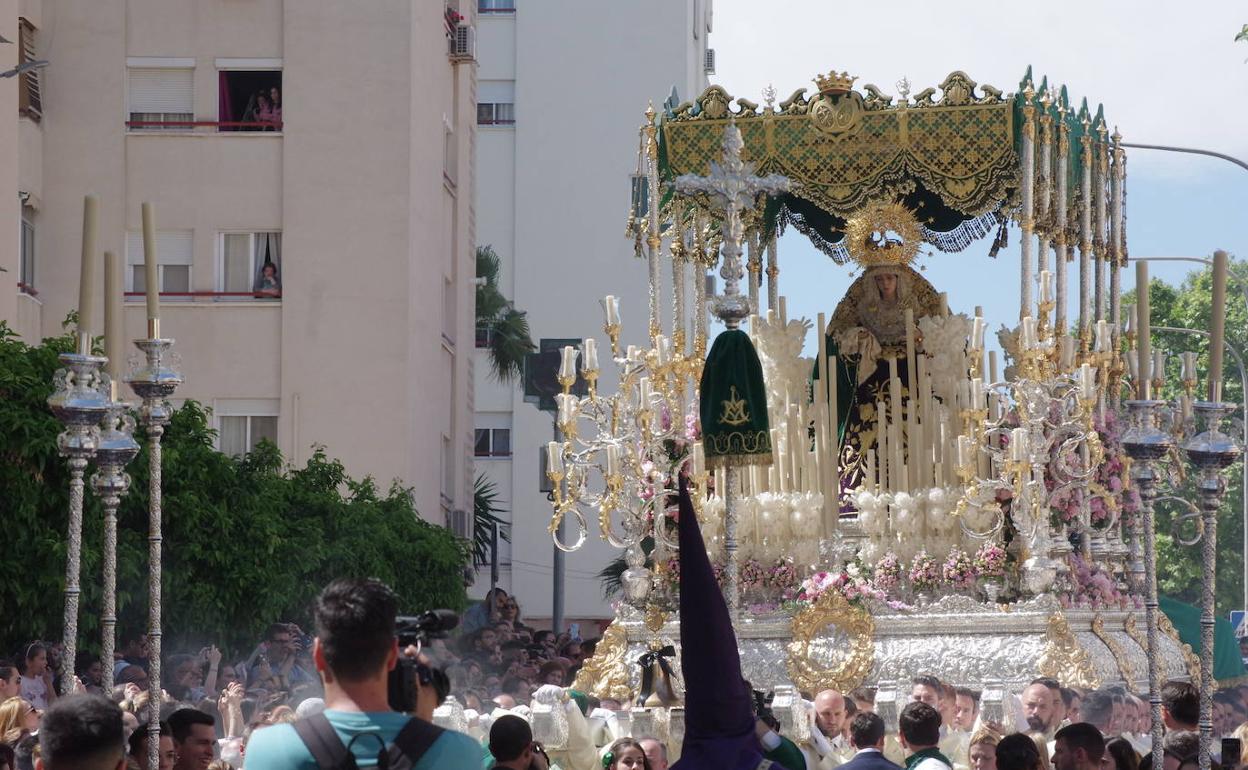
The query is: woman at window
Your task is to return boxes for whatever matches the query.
[254,261,281,298]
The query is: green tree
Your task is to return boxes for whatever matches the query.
[1126,257,1248,614]
[471,245,531,573]
[476,245,536,384]
[0,323,469,656]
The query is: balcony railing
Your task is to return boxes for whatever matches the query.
[124,291,282,301]
[125,120,283,132]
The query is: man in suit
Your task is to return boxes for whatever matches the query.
[839,713,902,770]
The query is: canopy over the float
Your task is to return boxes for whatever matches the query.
[645,67,1112,264]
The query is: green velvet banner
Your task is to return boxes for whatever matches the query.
[699,329,772,468]
[1160,595,1247,684]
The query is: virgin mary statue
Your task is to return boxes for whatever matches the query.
[817,203,944,507]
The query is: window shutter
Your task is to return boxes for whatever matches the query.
[127,231,193,266]
[18,18,41,119]
[477,80,515,105]
[127,68,193,115]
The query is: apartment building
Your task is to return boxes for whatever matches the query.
[472,0,712,619]
[9,0,478,522]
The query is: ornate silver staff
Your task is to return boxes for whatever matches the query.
[89,395,139,692]
[47,195,109,696]
[126,203,183,770]
[91,250,140,693]
[1182,400,1241,770]
[673,122,790,612]
[1121,398,1173,770]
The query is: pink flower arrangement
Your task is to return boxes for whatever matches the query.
[873,552,902,594]
[765,559,799,597]
[942,547,977,590]
[908,550,940,591]
[739,558,766,592]
[796,564,885,606]
[1065,553,1136,610]
[973,541,1007,578]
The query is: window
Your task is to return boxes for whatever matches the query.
[19,214,35,293]
[127,66,193,130]
[126,230,193,295]
[218,415,278,457]
[476,102,514,126]
[475,326,494,348]
[18,18,41,120]
[477,80,515,125]
[220,232,282,298]
[474,428,511,457]
[479,0,516,12]
[217,69,283,131]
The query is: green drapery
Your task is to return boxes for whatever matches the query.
[1160,595,1247,684]
[699,329,772,468]
[653,68,1111,260]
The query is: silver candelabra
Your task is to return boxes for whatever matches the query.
[126,326,182,770]
[46,340,111,696]
[88,386,140,692]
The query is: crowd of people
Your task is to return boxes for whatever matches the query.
[2,582,1246,770]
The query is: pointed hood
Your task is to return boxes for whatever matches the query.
[671,478,764,770]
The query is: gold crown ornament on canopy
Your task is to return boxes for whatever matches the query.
[843,201,923,271]
[814,70,858,95]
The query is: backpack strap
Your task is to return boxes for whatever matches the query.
[292,713,358,770]
[380,717,445,770]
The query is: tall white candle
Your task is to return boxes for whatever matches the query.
[638,377,652,407]
[78,195,100,346]
[582,338,599,372]
[559,346,578,380]
[1011,428,1030,462]
[601,295,620,326]
[141,202,160,321]
[1152,350,1166,385]
[1078,363,1096,398]
[104,250,123,384]
[606,445,620,477]
[971,317,986,350]
[1039,270,1053,303]
[655,335,670,365]
[546,442,563,475]
[692,442,704,476]
[1021,317,1037,349]
[1182,351,1198,384]
[1094,320,1111,353]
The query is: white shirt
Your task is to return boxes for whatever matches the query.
[20,674,48,709]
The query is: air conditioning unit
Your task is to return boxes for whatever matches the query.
[704,48,716,75]
[449,23,476,61]
[448,508,471,538]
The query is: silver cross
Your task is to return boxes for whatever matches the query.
[673,123,790,328]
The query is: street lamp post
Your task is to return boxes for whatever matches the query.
[1133,252,1248,611]
[1154,325,1248,612]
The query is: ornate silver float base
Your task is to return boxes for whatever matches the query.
[577,594,1195,704]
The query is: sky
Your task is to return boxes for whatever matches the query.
[706,0,1248,355]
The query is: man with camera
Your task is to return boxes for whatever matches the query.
[243,578,480,769]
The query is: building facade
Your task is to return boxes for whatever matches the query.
[9,0,478,522]
[472,0,711,620]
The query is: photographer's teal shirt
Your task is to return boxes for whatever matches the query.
[243,710,481,769]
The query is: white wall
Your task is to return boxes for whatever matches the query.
[472,0,707,620]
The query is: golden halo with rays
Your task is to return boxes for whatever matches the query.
[844,201,923,271]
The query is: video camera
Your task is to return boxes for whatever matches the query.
[388,610,458,713]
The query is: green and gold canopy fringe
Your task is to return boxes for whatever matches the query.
[699,329,772,469]
[647,68,1114,262]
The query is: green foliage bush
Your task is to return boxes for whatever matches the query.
[0,324,468,657]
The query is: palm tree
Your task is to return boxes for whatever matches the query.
[476,245,536,383]
[471,246,533,576]
[472,474,511,568]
